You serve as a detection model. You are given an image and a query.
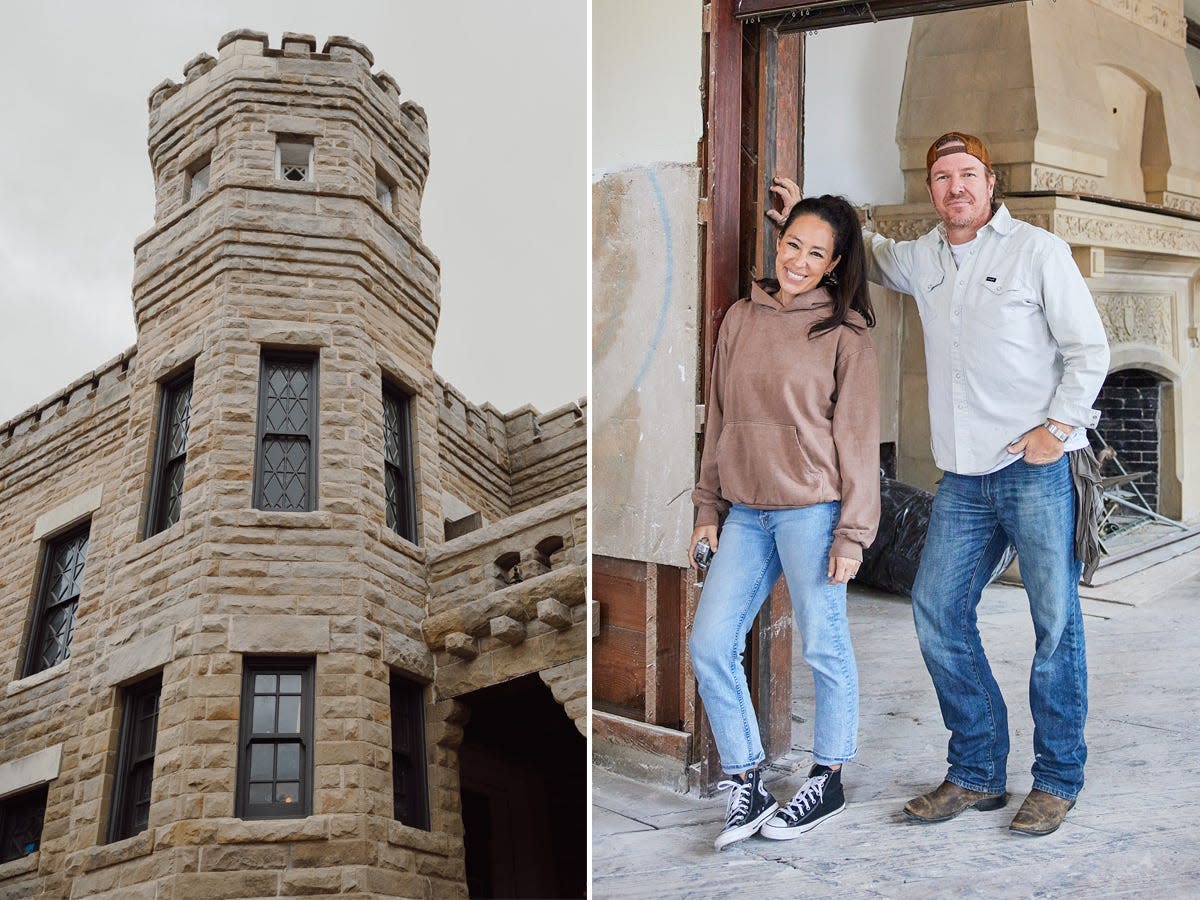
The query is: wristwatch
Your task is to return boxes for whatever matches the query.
[1043,421,1070,442]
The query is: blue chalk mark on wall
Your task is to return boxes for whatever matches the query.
[632,167,674,392]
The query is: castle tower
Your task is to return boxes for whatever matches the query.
[0,29,585,899]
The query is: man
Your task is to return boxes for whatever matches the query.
[772,131,1109,836]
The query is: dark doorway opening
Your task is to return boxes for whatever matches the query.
[459,674,584,898]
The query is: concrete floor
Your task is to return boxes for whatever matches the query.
[592,546,1200,898]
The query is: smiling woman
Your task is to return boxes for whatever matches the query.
[686,192,880,849]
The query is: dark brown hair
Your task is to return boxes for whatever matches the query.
[764,194,875,337]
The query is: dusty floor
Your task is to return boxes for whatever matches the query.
[592,542,1200,898]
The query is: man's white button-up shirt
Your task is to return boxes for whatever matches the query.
[865,205,1110,476]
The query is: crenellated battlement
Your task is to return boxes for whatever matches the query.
[0,347,136,453]
[435,374,587,520]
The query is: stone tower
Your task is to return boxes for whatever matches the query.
[0,29,585,899]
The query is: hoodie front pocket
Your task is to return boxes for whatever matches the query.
[715,422,823,506]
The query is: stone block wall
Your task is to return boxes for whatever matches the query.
[435,379,587,526]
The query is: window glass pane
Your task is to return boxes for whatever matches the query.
[276,743,300,781]
[276,783,301,805]
[277,696,301,733]
[260,437,310,510]
[248,782,272,804]
[254,674,276,693]
[252,696,277,733]
[279,674,302,694]
[250,744,274,781]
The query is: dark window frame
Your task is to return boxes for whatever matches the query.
[253,352,319,512]
[390,673,430,830]
[0,785,48,864]
[145,369,194,537]
[383,382,418,543]
[107,673,163,843]
[236,658,315,820]
[22,523,90,678]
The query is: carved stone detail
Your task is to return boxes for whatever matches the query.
[1156,192,1200,216]
[1093,292,1176,355]
[1031,165,1100,194]
[1051,213,1200,256]
[1090,0,1186,46]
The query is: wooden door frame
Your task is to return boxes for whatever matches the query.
[698,0,1029,791]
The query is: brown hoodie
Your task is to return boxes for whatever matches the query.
[692,282,881,560]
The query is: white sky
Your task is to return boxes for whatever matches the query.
[0,0,586,425]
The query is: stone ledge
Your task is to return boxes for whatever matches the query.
[6,660,70,698]
[0,850,38,881]
[71,829,153,874]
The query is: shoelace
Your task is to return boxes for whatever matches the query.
[777,773,828,823]
[717,778,753,826]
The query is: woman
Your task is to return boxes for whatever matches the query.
[688,194,881,850]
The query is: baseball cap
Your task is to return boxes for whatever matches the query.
[926,131,992,173]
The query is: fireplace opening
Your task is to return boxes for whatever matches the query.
[1090,368,1163,512]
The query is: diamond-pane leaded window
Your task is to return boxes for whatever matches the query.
[146,372,193,537]
[383,386,417,542]
[256,355,318,511]
[24,526,89,676]
[107,674,161,843]
[0,785,47,864]
[237,660,313,819]
[390,674,429,829]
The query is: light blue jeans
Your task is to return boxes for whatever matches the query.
[912,456,1087,800]
[689,503,859,774]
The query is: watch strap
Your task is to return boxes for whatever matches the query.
[1044,421,1069,442]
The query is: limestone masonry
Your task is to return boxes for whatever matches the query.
[0,29,585,899]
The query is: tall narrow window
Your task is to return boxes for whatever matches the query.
[375,167,394,211]
[256,354,318,511]
[107,674,162,842]
[0,786,48,863]
[23,525,89,677]
[236,659,314,819]
[146,370,193,536]
[275,139,313,182]
[390,674,429,830]
[383,385,417,542]
[187,156,211,202]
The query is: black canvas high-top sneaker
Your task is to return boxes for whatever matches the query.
[714,767,779,850]
[759,764,845,839]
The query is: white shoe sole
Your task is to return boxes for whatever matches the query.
[714,801,779,850]
[758,801,846,840]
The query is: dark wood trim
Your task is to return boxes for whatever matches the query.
[1186,16,1200,48]
[702,0,745,386]
[735,0,1024,30]
[651,564,682,729]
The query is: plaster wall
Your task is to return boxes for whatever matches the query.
[592,0,703,173]
[592,1,703,565]
[802,18,911,206]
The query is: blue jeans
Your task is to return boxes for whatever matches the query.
[912,457,1087,800]
[689,503,858,774]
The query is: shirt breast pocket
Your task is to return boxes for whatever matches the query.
[980,275,1043,330]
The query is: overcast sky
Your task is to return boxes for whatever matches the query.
[0,0,585,425]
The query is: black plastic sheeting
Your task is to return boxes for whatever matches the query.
[858,477,1016,598]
